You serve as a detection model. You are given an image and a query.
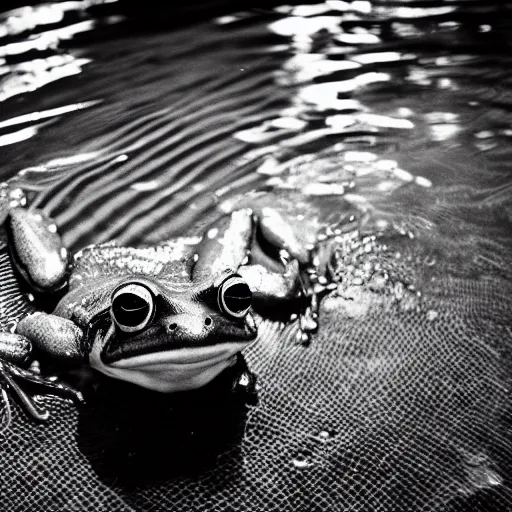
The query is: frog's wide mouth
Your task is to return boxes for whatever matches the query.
[109,341,253,369]
[89,334,256,393]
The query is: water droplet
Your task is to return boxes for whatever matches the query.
[475,130,494,139]
[426,310,438,321]
[238,373,250,387]
[130,180,160,192]
[292,451,314,469]
[394,282,404,299]
[415,175,432,188]
[393,168,414,182]
[437,77,453,89]
[300,332,310,345]
[313,283,325,295]
[207,228,218,239]
[484,470,502,486]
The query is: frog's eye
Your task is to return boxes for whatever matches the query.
[111,283,154,333]
[217,275,252,319]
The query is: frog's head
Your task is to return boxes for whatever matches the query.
[67,272,257,392]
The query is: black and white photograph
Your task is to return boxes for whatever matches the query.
[0,1,511,511]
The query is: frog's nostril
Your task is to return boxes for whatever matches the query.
[169,322,178,331]
[204,317,212,327]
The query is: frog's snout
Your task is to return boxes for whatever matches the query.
[161,312,257,346]
[164,313,212,338]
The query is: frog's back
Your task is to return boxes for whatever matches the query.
[69,237,201,289]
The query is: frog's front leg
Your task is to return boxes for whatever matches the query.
[192,208,305,300]
[7,313,85,421]
[192,208,319,343]
[6,207,69,293]
[0,331,47,420]
[0,202,80,423]
[0,327,81,423]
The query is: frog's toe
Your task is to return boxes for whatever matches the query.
[7,208,69,292]
[0,361,50,422]
[0,354,84,424]
[0,314,84,424]
[4,360,84,404]
[0,331,32,366]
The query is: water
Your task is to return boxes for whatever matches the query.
[1,1,509,261]
[1,1,512,511]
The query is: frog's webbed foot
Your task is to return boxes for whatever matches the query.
[0,356,84,426]
[0,314,85,427]
[251,244,338,345]
[1,360,57,422]
[0,360,84,426]
[246,207,335,345]
[0,331,36,427]
[0,336,52,426]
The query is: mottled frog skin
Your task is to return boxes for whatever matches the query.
[0,196,322,424]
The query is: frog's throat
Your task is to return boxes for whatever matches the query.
[89,330,256,393]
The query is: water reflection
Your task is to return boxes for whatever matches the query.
[0,100,100,146]
[0,1,122,101]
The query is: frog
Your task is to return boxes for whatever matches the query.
[0,194,322,424]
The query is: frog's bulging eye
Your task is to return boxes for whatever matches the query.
[111,283,154,333]
[218,275,252,319]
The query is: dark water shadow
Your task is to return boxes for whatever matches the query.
[75,354,256,486]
